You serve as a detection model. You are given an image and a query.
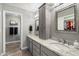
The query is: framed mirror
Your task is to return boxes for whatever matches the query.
[56,4,77,32]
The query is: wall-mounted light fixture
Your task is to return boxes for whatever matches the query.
[10,20,18,25]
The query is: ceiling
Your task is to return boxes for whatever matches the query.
[5,3,43,13]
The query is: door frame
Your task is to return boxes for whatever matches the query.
[3,10,23,54]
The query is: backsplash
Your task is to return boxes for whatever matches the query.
[52,33,79,45]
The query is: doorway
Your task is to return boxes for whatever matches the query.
[3,10,23,55]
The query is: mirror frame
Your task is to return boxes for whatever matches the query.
[35,20,39,35]
[35,20,39,31]
[56,4,77,33]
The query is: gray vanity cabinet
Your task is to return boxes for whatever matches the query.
[41,51,48,56]
[33,41,41,56]
[27,37,30,50]
[27,37,33,54]
[27,36,60,56]
[27,37,41,56]
[39,3,46,39]
[29,39,33,53]
[39,3,51,39]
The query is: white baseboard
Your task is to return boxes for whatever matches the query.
[21,47,28,50]
[6,40,20,44]
[0,52,5,56]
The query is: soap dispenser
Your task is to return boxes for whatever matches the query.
[74,40,79,48]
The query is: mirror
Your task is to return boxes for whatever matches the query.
[56,5,76,32]
[35,20,39,35]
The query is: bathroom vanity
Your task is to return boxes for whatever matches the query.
[27,34,79,56]
[27,35,60,56]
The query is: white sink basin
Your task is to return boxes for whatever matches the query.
[53,44,69,50]
[45,39,79,55]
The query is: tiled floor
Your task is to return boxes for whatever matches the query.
[5,42,32,56]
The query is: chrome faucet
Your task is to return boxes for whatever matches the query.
[63,39,67,44]
[59,38,67,44]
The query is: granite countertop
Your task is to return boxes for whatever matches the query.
[27,34,79,56]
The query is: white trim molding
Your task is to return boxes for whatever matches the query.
[0,52,5,56]
[6,40,20,44]
[21,47,28,50]
[3,10,23,55]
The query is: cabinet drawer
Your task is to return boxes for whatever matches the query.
[27,37,30,49]
[33,48,40,56]
[41,51,47,56]
[29,42,33,53]
[41,46,59,56]
[33,44,40,53]
[29,38,32,42]
[33,41,40,48]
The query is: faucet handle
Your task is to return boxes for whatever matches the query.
[63,39,67,44]
[63,40,70,45]
[60,38,67,44]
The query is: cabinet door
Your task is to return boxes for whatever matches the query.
[29,40,33,53]
[33,41,40,48]
[33,44,40,53]
[27,37,33,54]
[33,45,40,56]
[39,4,51,39]
[39,4,46,39]
[27,37,30,50]
[33,41,41,56]
[41,51,48,56]
[33,49,40,56]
